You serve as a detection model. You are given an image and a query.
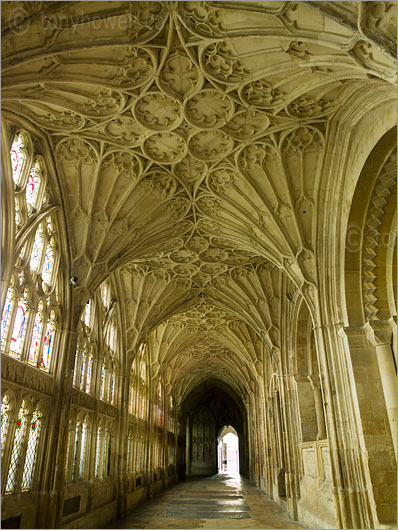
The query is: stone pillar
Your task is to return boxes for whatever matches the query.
[308,374,327,440]
[367,322,397,458]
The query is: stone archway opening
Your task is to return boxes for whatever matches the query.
[178,380,249,478]
[217,426,239,474]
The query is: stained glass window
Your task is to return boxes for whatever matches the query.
[100,364,105,400]
[28,301,44,366]
[9,297,28,358]
[79,354,86,391]
[40,311,55,371]
[110,372,115,404]
[129,383,135,414]
[10,133,26,185]
[42,237,55,287]
[73,350,80,387]
[25,161,42,212]
[72,423,79,479]
[1,287,15,351]
[21,406,41,491]
[79,422,86,480]
[5,400,29,494]
[30,223,44,274]
[1,394,11,458]
[95,427,101,478]
[86,355,93,393]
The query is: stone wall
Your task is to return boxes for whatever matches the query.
[297,441,337,529]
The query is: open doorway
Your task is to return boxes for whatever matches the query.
[217,426,239,473]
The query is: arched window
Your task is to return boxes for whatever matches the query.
[10,132,27,186]
[1,394,11,458]
[21,405,42,491]
[138,344,149,421]
[128,359,136,415]
[99,363,106,401]
[2,131,60,374]
[5,400,29,494]
[1,285,15,351]
[65,414,89,483]
[25,160,43,213]
[155,379,164,427]
[100,318,117,404]
[9,291,29,359]
[95,426,101,478]
[79,421,87,480]
[73,299,96,394]
[100,280,111,309]
[28,300,44,366]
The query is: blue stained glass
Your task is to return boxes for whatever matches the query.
[28,310,43,365]
[86,356,93,393]
[40,316,55,371]
[100,364,105,400]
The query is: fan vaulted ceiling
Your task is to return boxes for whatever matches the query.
[2,1,396,401]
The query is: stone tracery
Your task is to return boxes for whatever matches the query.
[1,2,396,529]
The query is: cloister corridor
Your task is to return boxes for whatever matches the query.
[1,2,396,529]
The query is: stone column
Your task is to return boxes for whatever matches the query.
[307,374,327,440]
[367,322,397,458]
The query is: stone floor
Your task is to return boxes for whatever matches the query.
[107,472,306,529]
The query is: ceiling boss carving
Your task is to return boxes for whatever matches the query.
[2,1,396,390]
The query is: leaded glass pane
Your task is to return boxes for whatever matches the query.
[100,364,105,400]
[110,372,115,404]
[5,400,29,494]
[42,237,55,287]
[1,394,11,458]
[40,313,55,371]
[72,423,79,480]
[28,302,44,366]
[95,428,101,478]
[30,223,44,274]
[73,350,80,386]
[21,406,41,491]
[79,422,86,480]
[10,133,26,186]
[86,355,93,393]
[9,299,28,358]
[25,161,42,212]
[1,287,14,351]
[106,432,111,475]
[79,354,86,391]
